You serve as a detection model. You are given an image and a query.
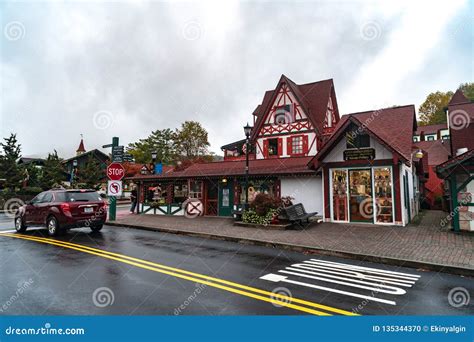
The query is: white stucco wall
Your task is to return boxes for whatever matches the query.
[280,176,323,214]
[323,136,392,163]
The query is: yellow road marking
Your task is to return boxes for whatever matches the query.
[1,232,357,316]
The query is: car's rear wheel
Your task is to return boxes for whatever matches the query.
[14,216,27,233]
[47,216,61,236]
[90,224,103,232]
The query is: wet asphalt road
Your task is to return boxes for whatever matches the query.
[0,220,472,316]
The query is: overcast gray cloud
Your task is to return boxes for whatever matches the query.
[0,0,471,158]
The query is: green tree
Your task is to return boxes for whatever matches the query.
[77,155,103,189]
[0,133,23,191]
[127,128,178,164]
[418,91,453,125]
[41,150,65,189]
[458,82,474,101]
[24,163,43,188]
[175,121,210,158]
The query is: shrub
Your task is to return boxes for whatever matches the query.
[250,193,279,216]
[242,208,277,225]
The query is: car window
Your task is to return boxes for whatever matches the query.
[65,191,102,202]
[41,192,53,203]
[31,192,46,204]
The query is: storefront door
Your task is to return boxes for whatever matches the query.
[218,180,234,216]
[205,181,218,216]
[348,169,373,223]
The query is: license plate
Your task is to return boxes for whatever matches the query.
[84,207,94,213]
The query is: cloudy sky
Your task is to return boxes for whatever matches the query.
[1,0,472,158]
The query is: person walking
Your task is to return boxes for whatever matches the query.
[130,186,137,214]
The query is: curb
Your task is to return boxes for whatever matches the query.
[106,221,474,277]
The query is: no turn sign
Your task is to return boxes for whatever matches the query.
[107,180,123,197]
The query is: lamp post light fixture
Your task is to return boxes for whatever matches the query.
[243,123,252,209]
[71,159,78,186]
[151,151,158,174]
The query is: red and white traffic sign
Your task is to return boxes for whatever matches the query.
[107,162,125,180]
[107,180,123,197]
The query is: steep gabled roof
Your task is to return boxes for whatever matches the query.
[414,140,451,166]
[449,89,470,106]
[76,139,86,153]
[309,105,417,169]
[250,75,336,141]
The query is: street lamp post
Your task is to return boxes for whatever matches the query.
[243,123,252,209]
[71,159,78,187]
[151,151,157,174]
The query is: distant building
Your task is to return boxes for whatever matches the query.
[62,139,110,183]
[17,157,46,168]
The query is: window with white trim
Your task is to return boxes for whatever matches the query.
[292,136,303,155]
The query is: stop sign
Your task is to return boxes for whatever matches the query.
[107,162,125,181]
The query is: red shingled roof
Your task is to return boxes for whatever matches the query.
[415,123,447,136]
[449,89,470,106]
[127,156,314,180]
[309,105,417,168]
[414,140,451,166]
[251,75,337,140]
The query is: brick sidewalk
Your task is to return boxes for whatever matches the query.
[109,210,474,275]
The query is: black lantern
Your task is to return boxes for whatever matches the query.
[244,123,252,138]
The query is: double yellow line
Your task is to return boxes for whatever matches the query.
[0,232,357,316]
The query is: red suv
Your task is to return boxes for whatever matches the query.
[14,189,107,236]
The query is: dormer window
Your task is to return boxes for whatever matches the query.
[274,104,294,125]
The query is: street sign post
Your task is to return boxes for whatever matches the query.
[112,145,124,163]
[105,137,120,221]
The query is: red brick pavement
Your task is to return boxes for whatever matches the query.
[109,210,474,272]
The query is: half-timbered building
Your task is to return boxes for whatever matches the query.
[127,75,425,226]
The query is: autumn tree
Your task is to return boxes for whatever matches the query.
[175,121,210,158]
[418,91,453,125]
[127,128,178,164]
[0,133,23,191]
[458,82,474,101]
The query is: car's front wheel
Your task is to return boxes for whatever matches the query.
[14,216,27,233]
[90,224,103,232]
[46,216,61,236]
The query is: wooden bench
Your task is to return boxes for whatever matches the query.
[284,203,318,229]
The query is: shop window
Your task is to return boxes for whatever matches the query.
[174,183,188,203]
[374,167,393,223]
[292,136,303,155]
[332,170,348,221]
[268,138,279,156]
[239,179,275,204]
[348,169,373,222]
[147,185,167,204]
[346,132,370,149]
[189,181,202,199]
